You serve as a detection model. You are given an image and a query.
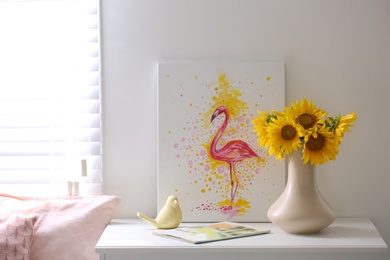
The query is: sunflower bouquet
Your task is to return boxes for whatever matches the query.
[252,98,357,165]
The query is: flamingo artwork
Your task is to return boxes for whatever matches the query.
[210,105,259,209]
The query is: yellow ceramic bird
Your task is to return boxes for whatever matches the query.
[137,195,182,229]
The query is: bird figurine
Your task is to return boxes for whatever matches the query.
[137,195,182,229]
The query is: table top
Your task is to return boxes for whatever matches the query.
[95,218,387,254]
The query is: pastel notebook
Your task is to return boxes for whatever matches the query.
[153,222,270,244]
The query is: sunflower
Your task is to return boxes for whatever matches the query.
[252,98,356,166]
[267,115,304,158]
[268,145,284,160]
[333,112,357,138]
[288,98,327,130]
[252,110,282,147]
[302,124,338,165]
[252,110,272,147]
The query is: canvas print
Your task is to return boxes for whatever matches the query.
[158,62,285,222]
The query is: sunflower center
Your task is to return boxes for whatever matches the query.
[306,134,325,151]
[281,125,297,141]
[296,113,316,129]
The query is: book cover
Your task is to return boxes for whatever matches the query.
[153,222,270,244]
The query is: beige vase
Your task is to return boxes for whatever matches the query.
[267,149,335,234]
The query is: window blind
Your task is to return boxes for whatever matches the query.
[0,0,101,192]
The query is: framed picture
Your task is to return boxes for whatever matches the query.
[158,61,285,222]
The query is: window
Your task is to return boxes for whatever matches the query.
[0,0,101,195]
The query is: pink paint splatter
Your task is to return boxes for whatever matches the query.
[221,206,240,220]
[217,165,225,174]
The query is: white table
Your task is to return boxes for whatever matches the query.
[96,218,387,260]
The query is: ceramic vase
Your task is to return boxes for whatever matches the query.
[267,149,335,234]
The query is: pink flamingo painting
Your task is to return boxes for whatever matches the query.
[210,105,259,208]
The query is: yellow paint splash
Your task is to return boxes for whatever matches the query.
[217,198,251,215]
[203,73,248,129]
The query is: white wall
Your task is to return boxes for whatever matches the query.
[101,0,390,258]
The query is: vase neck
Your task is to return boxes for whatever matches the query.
[287,149,316,187]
